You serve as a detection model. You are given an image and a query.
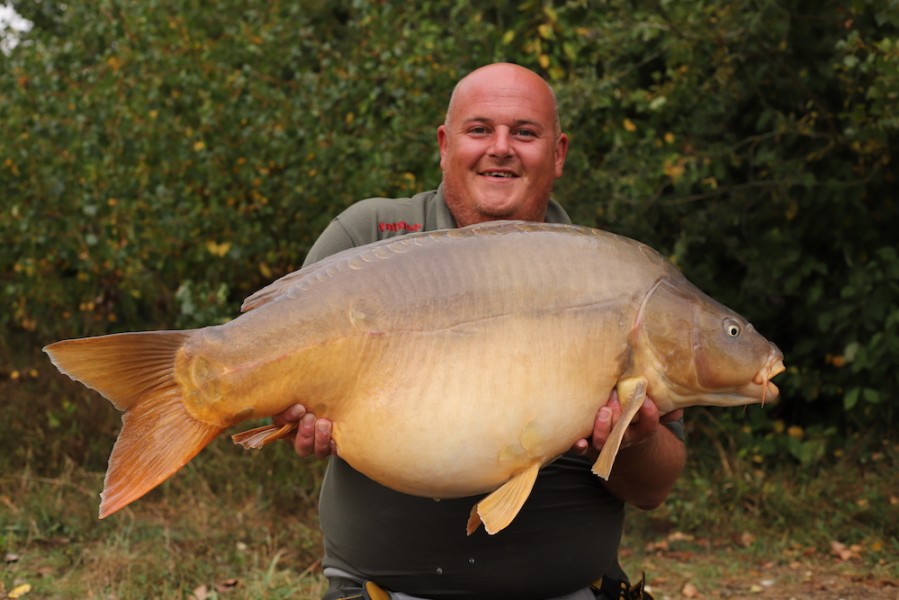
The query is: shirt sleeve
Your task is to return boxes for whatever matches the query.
[662,417,686,442]
[302,218,358,267]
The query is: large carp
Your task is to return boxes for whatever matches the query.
[44,221,784,534]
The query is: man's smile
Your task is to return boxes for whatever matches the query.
[480,169,519,179]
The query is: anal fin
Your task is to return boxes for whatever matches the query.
[592,377,648,480]
[467,462,541,535]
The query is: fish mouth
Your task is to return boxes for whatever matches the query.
[753,351,785,404]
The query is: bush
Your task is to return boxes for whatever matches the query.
[2,0,897,451]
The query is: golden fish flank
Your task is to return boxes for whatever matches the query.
[43,221,785,535]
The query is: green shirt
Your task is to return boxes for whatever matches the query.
[303,184,571,261]
[305,186,678,600]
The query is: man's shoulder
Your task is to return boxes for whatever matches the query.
[302,189,447,266]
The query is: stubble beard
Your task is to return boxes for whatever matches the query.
[443,177,555,227]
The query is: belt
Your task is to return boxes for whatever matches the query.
[324,573,654,600]
[593,572,653,600]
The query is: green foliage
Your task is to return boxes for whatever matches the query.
[549,0,899,443]
[2,0,897,449]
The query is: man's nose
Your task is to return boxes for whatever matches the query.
[488,128,512,157]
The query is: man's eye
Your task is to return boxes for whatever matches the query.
[469,126,490,135]
[515,129,536,138]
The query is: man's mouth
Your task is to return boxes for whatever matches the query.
[481,170,518,179]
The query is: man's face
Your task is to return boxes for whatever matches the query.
[437,65,568,227]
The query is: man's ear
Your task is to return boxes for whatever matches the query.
[554,133,569,178]
[437,124,448,170]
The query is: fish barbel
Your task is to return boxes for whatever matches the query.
[44,221,784,534]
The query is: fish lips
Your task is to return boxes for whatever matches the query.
[752,352,785,404]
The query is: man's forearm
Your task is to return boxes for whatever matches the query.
[603,425,686,510]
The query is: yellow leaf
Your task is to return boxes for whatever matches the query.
[538,54,550,69]
[543,5,558,22]
[538,24,554,40]
[663,132,675,144]
[258,262,272,279]
[785,201,799,220]
[622,118,637,132]
[787,425,804,439]
[663,158,685,181]
[702,176,719,189]
[193,140,206,152]
[206,241,231,257]
[9,583,32,598]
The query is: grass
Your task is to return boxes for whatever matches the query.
[2,376,898,599]
[2,441,328,599]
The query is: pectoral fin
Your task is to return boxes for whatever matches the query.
[467,462,541,536]
[232,423,298,449]
[592,377,648,480]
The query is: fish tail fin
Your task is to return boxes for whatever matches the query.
[43,331,221,518]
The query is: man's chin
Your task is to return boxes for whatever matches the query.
[473,191,524,217]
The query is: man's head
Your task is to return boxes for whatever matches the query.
[438,63,569,227]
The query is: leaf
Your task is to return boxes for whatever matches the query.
[843,387,860,410]
[189,584,210,600]
[214,578,240,593]
[9,583,32,598]
[681,581,700,597]
[830,540,862,561]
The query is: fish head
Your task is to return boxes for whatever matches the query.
[636,277,785,410]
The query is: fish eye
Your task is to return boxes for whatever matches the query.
[724,320,741,337]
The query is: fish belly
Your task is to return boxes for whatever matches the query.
[329,313,622,498]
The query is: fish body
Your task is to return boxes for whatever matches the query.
[44,221,784,534]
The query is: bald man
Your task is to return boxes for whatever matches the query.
[275,63,686,600]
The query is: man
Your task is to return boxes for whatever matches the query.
[275,63,687,600]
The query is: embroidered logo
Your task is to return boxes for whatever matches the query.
[379,221,422,233]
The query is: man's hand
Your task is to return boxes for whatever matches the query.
[272,404,337,459]
[571,390,684,461]
[572,390,686,509]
